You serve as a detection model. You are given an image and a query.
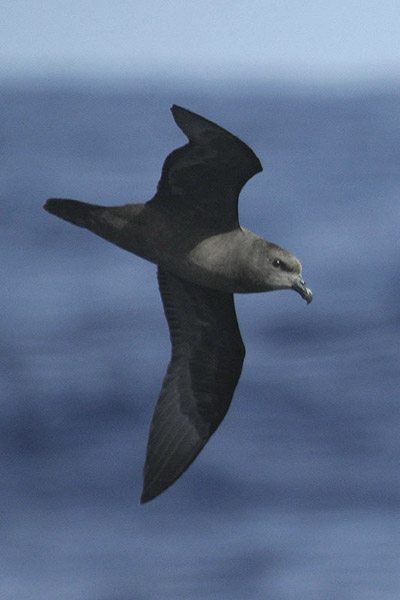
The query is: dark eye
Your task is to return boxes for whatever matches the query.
[272,258,293,272]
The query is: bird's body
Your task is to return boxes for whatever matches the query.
[44,105,312,503]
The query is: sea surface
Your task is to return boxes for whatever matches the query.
[1,80,399,599]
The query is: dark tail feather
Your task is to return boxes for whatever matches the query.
[43,198,104,229]
[44,197,140,252]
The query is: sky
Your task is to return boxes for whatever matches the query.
[2,0,400,84]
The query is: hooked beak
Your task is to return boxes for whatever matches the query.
[292,277,313,304]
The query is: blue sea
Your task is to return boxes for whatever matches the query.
[1,80,399,599]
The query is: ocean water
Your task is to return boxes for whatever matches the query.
[1,81,399,599]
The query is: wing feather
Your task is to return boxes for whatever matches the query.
[148,105,262,232]
[141,267,245,503]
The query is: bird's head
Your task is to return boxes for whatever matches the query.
[262,243,313,304]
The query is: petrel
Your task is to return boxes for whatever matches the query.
[44,105,312,503]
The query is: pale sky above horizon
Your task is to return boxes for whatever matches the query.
[2,0,400,84]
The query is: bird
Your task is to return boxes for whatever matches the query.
[44,105,312,503]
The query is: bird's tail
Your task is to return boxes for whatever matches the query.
[43,197,140,252]
[44,198,106,230]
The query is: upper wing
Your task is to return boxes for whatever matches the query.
[147,105,262,232]
[141,267,246,503]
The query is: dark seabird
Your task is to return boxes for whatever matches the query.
[44,105,312,503]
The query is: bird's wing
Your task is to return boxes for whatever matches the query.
[147,105,262,232]
[141,267,245,503]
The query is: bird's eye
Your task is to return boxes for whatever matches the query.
[272,258,293,272]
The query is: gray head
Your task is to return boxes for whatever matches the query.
[259,241,313,303]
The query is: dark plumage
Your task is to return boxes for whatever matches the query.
[44,105,312,503]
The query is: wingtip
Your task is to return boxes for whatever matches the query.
[140,482,155,504]
[140,484,164,504]
[170,103,184,114]
[140,493,150,505]
[169,104,263,175]
[170,104,182,120]
[170,104,194,128]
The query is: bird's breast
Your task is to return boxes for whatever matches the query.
[167,229,272,293]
